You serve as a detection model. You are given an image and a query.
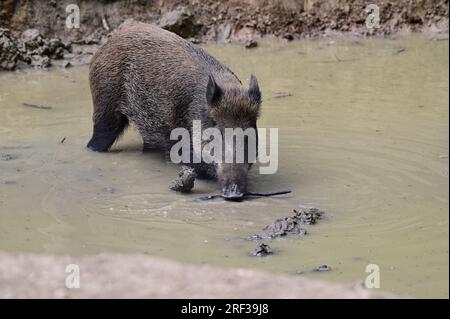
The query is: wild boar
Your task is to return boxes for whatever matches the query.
[87,23,262,200]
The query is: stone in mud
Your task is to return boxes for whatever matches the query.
[29,55,50,69]
[244,39,258,49]
[249,206,324,240]
[158,7,199,39]
[314,264,331,272]
[21,28,42,50]
[48,38,66,59]
[169,166,196,193]
[283,33,294,41]
[252,243,273,257]
[294,207,323,225]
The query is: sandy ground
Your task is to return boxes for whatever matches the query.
[0,252,392,298]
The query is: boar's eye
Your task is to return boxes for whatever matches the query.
[206,75,223,106]
[248,74,261,104]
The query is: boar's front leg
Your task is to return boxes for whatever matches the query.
[169,166,197,193]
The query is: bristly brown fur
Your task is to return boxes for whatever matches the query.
[209,86,261,128]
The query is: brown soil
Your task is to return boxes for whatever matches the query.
[0,0,448,70]
[1,0,448,41]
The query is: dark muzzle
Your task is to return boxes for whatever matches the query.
[222,184,244,201]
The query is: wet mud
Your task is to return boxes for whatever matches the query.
[249,207,324,240]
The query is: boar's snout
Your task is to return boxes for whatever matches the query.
[222,184,244,200]
[217,163,248,201]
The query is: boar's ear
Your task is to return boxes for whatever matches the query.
[206,75,222,106]
[248,74,261,104]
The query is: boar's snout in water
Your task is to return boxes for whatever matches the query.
[87,22,262,200]
[217,163,249,200]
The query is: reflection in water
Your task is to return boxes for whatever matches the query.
[0,36,448,298]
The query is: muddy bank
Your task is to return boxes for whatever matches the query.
[1,0,448,70]
[0,252,393,298]
[2,0,448,41]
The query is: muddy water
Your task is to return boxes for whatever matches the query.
[0,36,448,298]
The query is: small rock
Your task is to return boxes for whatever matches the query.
[83,34,100,45]
[188,38,200,44]
[314,264,331,272]
[252,243,273,257]
[244,39,258,49]
[158,7,199,39]
[21,28,42,47]
[30,55,50,69]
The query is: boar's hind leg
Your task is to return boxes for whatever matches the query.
[86,112,129,152]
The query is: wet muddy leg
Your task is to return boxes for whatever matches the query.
[86,112,128,152]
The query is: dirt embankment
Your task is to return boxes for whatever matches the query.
[0,252,394,298]
[1,0,448,71]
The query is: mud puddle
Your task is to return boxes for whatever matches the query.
[0,36,448,298]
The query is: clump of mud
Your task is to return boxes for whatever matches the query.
[169,166,196,193]
[249,207,324,240]
[293,207,323,225]
[251,243,273,257]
